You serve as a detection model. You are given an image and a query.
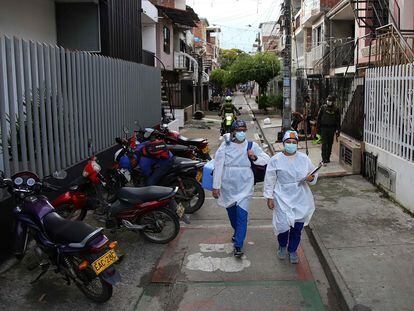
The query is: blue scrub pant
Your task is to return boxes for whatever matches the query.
[226,205,248,248]
[277,222,304,253]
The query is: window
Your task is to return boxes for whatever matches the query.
[163,26,170,54]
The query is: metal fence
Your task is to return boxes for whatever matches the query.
[0,35,161,177]
[364,64,414,162]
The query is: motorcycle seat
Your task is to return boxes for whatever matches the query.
[117,186,176,204]
[178,136,205,144]
[167,144,193,152]
[171,157,200,169]
[43,212,103,247]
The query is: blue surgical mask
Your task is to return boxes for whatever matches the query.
[235,131,246,142]
[284,143,297,154]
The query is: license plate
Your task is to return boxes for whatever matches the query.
[176,203,185,218]
[92,250,118,275]
[196,170,203,182]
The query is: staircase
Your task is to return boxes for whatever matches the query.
[349,0,414,66]
[161,78,175,124]
[350,0,389,30]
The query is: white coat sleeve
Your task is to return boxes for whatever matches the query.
[263,157,277,199]
[213,142,226,189]
[306,156,318,186]
[251,142,271,166]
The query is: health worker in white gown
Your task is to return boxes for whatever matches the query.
[263,130,318,264]
[213,119,270,258]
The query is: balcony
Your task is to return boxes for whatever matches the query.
[308,43,326,66]
[302,0,322,27]
[174,51,198,81]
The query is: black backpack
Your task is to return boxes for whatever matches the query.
[247,141,267,184]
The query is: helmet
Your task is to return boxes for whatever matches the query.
[282,130,299,143]
[225,96,232,102]
[231,119,247,132]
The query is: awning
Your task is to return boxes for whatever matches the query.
[156,5,199,27]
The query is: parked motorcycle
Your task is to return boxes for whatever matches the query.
[53,154,183,244]
[106,138,205,214]
[139,125,211,161]
[0,170,120,303]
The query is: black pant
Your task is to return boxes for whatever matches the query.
[321,127,336,162]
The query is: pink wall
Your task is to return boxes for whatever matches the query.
[156,20,174,70]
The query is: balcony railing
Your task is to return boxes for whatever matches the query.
[302,0,320,25]
[174,51,198,81]
[310,43,326,65]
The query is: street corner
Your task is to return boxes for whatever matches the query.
[151,227,316,284]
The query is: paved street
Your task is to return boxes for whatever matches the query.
[3,94,412,311]
[0,94,338,311]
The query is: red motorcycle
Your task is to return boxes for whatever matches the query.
[138,125,211,161]
[53,154,184,244]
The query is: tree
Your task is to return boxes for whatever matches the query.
[219,48,246,70]
[210,68,228,90]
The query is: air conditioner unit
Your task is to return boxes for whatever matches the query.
[376,164,396,193]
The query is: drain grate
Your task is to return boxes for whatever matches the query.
[340,144,353,166]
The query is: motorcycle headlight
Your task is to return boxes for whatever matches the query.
[226,116,232,121]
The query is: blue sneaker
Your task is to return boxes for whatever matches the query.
[289,252,299,264]
[277,247,287,259]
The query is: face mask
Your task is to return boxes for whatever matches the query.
[284,143,297,154]
[235,131,246,142]
[327,101,333,106]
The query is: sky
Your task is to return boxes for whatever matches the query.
[190,0,282,52]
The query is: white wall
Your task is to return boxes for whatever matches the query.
[142,24,156,53]
[0,0,56,43]
[365,143,414,212]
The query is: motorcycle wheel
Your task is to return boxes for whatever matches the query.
[138,207,180,244]
[75,267,113,303]
[173,177,205,214]
[103,171,123,203]
[54,203,87,221]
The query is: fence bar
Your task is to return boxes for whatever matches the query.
[22,40,36,172]
[56,47,66,168]
[0,37,11,176]
[50,45,61,171]
[14,38,28,171]
[44,45,56,173]
[5,37,19,174]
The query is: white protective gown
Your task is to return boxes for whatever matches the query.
[213,140,270,211]
[263,152,318,234]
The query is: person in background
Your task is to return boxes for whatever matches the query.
[212,120,270,258]
[317,95,340,165]
[263,130,318,264]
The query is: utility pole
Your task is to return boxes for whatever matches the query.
[282,0,292,133]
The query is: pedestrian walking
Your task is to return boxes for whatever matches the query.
[263,130,318,264]
[316,95,340,165]
[212,119,270,258]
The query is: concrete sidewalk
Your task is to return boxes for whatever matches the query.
[250,95,414,310]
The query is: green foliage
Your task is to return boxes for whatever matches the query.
[223,52,280,94]
[258,94,269,111]
[210,68,228,89]
[267,93,283,111]
[219,48,246,70]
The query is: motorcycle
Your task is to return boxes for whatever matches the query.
[0,170,120,303]
[106,138,205,214]
[53,153,183,244]
[138,125,211,161]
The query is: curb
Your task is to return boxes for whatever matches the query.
[306,224,355,311]
[245,94,355,311]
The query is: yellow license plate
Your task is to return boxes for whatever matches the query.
[92,250,118,275]
[202,146,210,154]
[176,203,185,218]
[196,170,203,182]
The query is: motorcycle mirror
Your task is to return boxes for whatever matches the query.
[123,126,130,134]
[52,170,67,180]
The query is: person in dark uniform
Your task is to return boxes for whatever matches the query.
[317,95,340,164]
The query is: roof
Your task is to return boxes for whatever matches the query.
[156,5,199,27]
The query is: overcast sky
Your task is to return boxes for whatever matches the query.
[190,0,282,52]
